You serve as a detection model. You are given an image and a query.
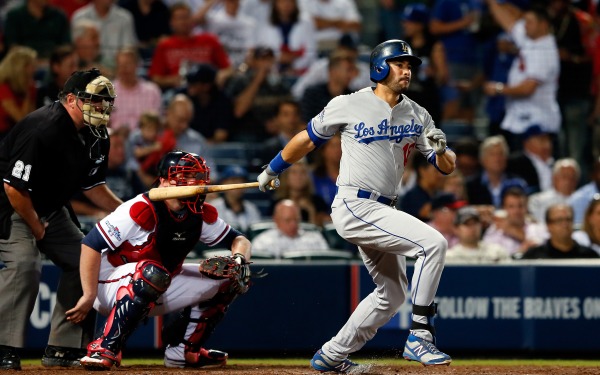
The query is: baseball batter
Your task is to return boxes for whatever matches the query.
[258,39,455,372]
[67,151,253,370]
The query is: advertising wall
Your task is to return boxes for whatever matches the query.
[26,261,600,353]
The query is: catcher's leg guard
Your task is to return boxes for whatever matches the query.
[163,284,235,368]
[81,261,171,370]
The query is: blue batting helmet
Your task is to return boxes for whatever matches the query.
[369,39,422,82]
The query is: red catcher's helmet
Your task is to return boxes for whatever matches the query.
[157,151,210,214]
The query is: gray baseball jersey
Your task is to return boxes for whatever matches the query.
[305,87,448,361]
[307,87,441,197]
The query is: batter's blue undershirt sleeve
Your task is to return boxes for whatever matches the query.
[306,121,329,147]
[82,226,109,253]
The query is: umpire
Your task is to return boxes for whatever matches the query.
[0,68,122,370]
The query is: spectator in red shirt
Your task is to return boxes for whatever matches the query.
[0,46,38,140]
[148,2,231,90]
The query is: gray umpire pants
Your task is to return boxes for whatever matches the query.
[0,207,95,348]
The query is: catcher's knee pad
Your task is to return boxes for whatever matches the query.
[130,260,171,304]
[411,303,437,336]
[95,261,171,353]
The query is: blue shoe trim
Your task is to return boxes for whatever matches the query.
[310,349,358,373]
[403,334,451,366]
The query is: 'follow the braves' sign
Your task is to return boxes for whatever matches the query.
[24,262,600,353]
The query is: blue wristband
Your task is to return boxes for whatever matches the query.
[269,151,292,174]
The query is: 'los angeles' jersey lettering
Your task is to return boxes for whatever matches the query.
[354,118,424,144]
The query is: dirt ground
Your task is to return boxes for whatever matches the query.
[18,364,600,375]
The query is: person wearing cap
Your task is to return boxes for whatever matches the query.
[257,38,456,369]
[209,165,262,232]
[178,63,233,143]
[427,192,467,248]
[446,206,511,263]
[507,125,554,194]
[0,68,123,369]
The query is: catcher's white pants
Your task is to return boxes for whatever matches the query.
[94,254,228,363]
[94,254,227,317]
[321,195,447,361]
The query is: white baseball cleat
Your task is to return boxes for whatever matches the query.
[403,334,452,366]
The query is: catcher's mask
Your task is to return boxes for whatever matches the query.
[157,151,210,214]
[62,68,116,139]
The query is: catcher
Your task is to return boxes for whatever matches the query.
[66,150,253,370]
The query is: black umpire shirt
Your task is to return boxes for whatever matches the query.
[0,102,110,239]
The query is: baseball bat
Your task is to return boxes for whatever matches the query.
[148,180,280,201]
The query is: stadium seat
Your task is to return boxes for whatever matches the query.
[322,222,348,250]
[248,221,276,239]
[201,249,275,259]
[78,215,98,235]
[243,189,274,218]
[209,142,265,172]
[281,249,354,261]
[202,249,232,258]
[248,221,320,239]
[440,120,475,144]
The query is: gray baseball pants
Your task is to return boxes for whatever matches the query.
[0,207,94,348]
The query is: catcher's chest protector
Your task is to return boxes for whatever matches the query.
[152,200,205,272]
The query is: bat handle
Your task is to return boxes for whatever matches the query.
[268,179,280,190]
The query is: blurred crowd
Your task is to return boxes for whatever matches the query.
[1,0,600,261]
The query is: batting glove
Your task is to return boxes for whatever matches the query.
[257,165,279,192]
[426,128,447,155]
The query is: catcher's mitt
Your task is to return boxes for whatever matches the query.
[199,254,251,294]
